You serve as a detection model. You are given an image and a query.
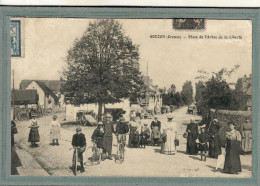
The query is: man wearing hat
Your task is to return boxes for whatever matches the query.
[103,113,115,160]
[71,127,86,172]
[208,118,221,158]
[151,116,161,146]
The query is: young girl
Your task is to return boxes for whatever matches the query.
[28,114,40,147]
[198,126,209,161]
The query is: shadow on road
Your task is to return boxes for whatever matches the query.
[11,147,22,175]
[153,149,161,153]
[241,165,252,171]
[206,165,218,172]
[188,155,202,161]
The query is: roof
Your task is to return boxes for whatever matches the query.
[20,80,62,93]
[34,81,59,101]
[11,89,38,105]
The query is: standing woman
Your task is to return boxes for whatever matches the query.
[186,118,199,155]
[50,114,61,145]
[161,115,177,155]
[223,122,242,174]
[240,118,252,153]
[128,116,140,148]
[28,114,40,147]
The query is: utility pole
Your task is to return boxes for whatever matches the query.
[12,69,15,107]
[146,62,148,111]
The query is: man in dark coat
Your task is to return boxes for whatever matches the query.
[186,118,199,155]
[72,127,86,173]
[208,119,221,158]
[103,113,115,160]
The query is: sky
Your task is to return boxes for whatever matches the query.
[11,18,252,91]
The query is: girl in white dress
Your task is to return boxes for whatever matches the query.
[50,115,61,145]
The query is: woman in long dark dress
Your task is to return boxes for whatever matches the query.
[208,119,221,158]
[223,122,242,174]
[186,118,199,155]
[128,116,140,148]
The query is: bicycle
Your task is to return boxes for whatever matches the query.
[70,147,79,176]
[84,140,102,166]
[115,134,125,164]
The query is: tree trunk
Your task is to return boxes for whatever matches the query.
[98,102,103,122]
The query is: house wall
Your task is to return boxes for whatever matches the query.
[25,81,45,108]
[26,81,57,113]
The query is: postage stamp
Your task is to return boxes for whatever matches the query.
[10,20,22,57]
[173,18,206,30]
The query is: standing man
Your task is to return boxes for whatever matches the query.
[103,113,115,160]
[151,116,161,146]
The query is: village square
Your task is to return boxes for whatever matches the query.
[10,18,253,177]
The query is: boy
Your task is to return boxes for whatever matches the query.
[71,127,86,173]
[115,117,129,147]
[198,126,209,161]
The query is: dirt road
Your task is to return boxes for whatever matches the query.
[13,107,252,177]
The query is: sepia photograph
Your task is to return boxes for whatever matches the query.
[10,17,253,178]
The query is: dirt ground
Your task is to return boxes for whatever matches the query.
[12,107,252,178]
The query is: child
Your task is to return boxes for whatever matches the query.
[28,114,40,147]
[198,126,209,161]
[91,122,105,161]
[139,123,150,148]
[71,127,86,173]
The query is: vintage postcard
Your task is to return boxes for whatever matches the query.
[9,17,254,179]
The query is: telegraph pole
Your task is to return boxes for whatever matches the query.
[146,62,148,110]
[12,69,15,106]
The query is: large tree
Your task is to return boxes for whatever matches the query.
[61,19,144,121]
[181,81,193,105]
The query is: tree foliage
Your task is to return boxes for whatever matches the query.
[181,81,193,105]
[195,66,250,121]
[61,19,144,120]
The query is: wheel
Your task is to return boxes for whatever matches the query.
[85,146,101,166]
[74,150,78,176]
[118,144,124,163]
[85,146,95,166]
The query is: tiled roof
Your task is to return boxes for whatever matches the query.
[34,81,59,101]
[20,80,62,92]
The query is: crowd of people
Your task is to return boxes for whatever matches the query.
[11,111,252,175]
[184,118,252,174]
